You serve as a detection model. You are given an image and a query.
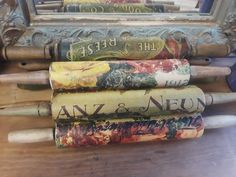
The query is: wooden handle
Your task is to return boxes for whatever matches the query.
[1,46,51,61]
[204,115,236,129]
[189,58,212,66]
[205,92,236,106]
[18,61,51,71]
[8,128,54,143]
[190,66,231,79]
[0,70,49,85]
[193,44,231,57]
[0,101,51,117]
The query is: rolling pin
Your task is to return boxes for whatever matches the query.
[0,59,231,90]
[8,114,236,147]
[1,35,231,61]
[1,86,236,119]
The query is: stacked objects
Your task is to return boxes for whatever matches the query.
[1,30,236,148]
[2,60,236,147]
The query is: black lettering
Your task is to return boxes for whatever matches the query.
[73,105,88,117]
[93,104,105,115]
[139,96,163,112]
[180,98,194,111]
[115,103,129,113]
[196,98,206,111]
[166,99,178,111]
[56,105,72,119]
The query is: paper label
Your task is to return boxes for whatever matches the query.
[49,59,190,90]
[55,113,204,147]
[51,85,205,120]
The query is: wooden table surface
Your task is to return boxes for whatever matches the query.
[0,62,236,177]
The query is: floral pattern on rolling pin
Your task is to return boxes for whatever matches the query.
[49,59,190,91]
[55,114,204,147]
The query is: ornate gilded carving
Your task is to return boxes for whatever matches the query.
[16,26,229,48]
[0,1,25,46]
[223,11,236,50]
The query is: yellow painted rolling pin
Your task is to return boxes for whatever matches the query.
[1,86,236,119]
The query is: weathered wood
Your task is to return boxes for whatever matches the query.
[0,101,51,117]
[0,70,49,85]
[8,128,53,143]
[190,65,231,79]
[18,61,51,71]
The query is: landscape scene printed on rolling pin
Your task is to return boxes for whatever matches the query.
[55,113,204,147]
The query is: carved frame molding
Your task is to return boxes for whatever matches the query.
[0,0,236,49]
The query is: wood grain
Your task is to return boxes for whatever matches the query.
[0,62,236,177]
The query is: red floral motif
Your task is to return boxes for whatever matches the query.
[154,35,190,59]
[56,115,204,147]
[127,59,187,74]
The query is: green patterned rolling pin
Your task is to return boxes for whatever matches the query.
[36,0,175,10]
[7,114,236,147]
[60,3,180,13]
[0,59,231,90]
[1,86,236,119]
[1,33,231,61]
[63,0,175,4]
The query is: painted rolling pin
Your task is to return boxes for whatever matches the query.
[1,35,231,61]
[59,3,180,13]
[8,114,236,147]
[36,0,175,10]
[1,86,236,119]
[0,60,231,90]
[63,0,175,4]
[17,58,212,71]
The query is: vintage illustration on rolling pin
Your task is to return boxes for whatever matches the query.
[0,59,231,90]
[49,59,190,90]
[60,3,179,13]
[63,0,165,4]
[55,114,204,147]
[67,34,191,61]
[52,85,206,120]
[8,115,236,147]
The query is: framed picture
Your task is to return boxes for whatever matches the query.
[0,0,235,57]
